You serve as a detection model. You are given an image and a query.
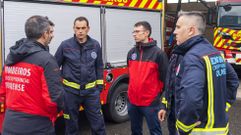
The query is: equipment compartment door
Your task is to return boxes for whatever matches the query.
[105,8,161,66]
[3,1,101,57]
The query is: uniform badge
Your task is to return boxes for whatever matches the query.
[91,52,97,59]
[131,53,137,60]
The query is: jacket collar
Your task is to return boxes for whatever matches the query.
[135,38,157,49]
[74,35,94,49]
[173,35,204,55]
[5,38,47,66]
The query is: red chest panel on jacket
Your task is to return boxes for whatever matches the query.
[1,62,57,119]
[128,60,163,106]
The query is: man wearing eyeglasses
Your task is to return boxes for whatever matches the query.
[127,21,168,135]
[158,11,239,135]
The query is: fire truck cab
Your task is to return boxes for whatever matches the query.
[213,0,241,65]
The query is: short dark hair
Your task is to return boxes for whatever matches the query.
[25,15,54,40]
[134,21,152,37]
[74,16,89,27]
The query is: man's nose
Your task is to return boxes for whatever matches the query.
[173,29,177,35]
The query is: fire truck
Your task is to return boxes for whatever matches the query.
[0,0,174,129]
[213,0,241,65]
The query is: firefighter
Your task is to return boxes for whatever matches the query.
[127,21,168,135]
[163,11,239,135]
[0,15,64,134]
[54,16,105,135]
[158,45,184,135]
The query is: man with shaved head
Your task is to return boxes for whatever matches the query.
[158,11,239,135]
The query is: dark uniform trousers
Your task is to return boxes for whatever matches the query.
[64,88,106,135]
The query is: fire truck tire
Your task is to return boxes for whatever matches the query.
[103,83,129,123]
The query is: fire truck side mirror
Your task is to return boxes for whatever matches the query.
[207,7,217,26]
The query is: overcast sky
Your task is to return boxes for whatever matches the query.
[168,0,216,3]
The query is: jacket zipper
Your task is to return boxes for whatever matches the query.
[139,46,143,61]
[137,46,143,103]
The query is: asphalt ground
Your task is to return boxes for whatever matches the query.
[56,70,241,135]
[56,100,241,135]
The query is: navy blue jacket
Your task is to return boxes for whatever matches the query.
[161,45,184,111]
[175,35,239,134]
[54,35,103,95]
[1,38,64,134]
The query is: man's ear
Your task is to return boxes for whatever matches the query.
[188,26,195,36]
[42,31,48,40]
[146,30,150,37]
[87,26,90,33]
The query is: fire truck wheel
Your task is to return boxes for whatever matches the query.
[103,83,129,123]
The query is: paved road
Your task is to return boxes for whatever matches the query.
[56,99,241,135]
[56,78,241,135]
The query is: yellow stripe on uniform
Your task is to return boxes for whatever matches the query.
[225,102,231,112]
[203,56,215,128]
[96,79,104,85]
[176,120,197,132]
[63,113,70,119]
[161,97,168,108]
[63,79,103,90]
[85,81,97,89]
[63,79,80,89]
[191,123,229,135]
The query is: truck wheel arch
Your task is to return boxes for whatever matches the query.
[103,74,129,123]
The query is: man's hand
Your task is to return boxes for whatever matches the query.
[158,109,166,122]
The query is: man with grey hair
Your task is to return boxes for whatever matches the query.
[158,11,239,135]
[0,15,64,134]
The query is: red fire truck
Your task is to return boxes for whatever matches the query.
[213,0,241,65]
[0,0,175,131]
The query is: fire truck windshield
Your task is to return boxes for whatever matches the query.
[218,5,241,29]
